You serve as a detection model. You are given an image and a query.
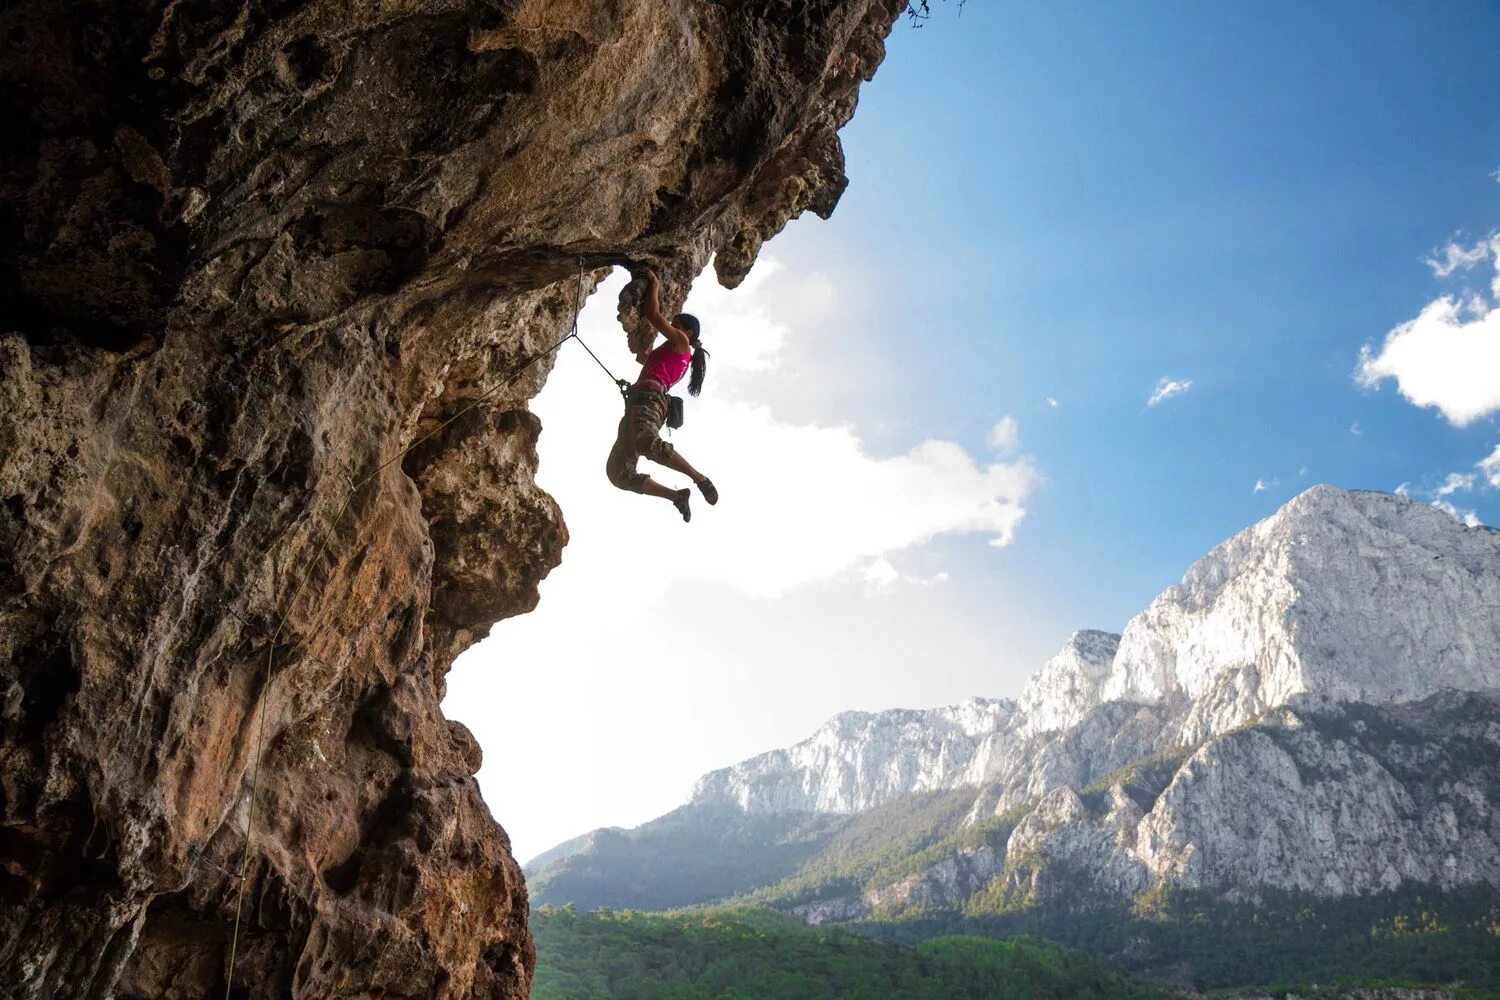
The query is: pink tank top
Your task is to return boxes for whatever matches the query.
[636,343,692,392]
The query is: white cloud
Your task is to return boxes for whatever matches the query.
[1045,397,1059,408]
[1297,465,1309,478]
[862,556,900,592]
[1148,377,1193,407]
[1434,472,1475,497]
[1356,295,1500,426]
[1424,236,1494,278]
[988,415,1020,454]
[860,555,950,593]
[1479,444,1500,488]
[1253,478,1277,494]
[1394,481,1412,497]
[1349,420,1361,435]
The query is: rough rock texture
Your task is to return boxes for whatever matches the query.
[0,0,904,995]
[1104,485,1500,742]
[692,697,1017,813]
[1016,629,1121,736]
[862,843,1002,913]
[1005,691,1500,906]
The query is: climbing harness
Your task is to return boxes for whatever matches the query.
[220,257,620,997]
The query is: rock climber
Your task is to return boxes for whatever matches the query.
[605,269,718,521]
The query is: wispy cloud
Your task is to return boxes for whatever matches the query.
[1357,234,1500,427]
[1424,235,1495,278]
[988,415,1020,454]
[1349,420,1361,435]
[1147,377,1193,407]
[1252,477,1277,494]
[1434,472,1475,497]
[1479,444,1500,488]
[1045,397,1059,408]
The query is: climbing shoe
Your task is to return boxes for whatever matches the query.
[696,477,719,505]
[672,489,692,522]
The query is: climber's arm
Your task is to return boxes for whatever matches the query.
[643,271,692,353]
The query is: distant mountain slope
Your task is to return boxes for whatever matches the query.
[527,791,975,912]
[527,486,1500,990]
[690,698,1019,813]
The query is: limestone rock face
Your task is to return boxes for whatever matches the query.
[0,0,903,996]
[1103,486,1500,741]
[692,698,1019,813]
[1014,691,1500,905]
[691,487,1500,826]
[1016,629,1121,736]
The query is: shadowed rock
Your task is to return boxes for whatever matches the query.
[0,0,904,995]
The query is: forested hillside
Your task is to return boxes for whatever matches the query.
[530,907,1170,999]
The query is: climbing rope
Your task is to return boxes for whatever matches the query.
[221,257,610,996]
[572,324,631,396]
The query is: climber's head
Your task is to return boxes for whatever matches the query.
[676,313,709,397]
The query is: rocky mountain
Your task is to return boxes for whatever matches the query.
[691,698,1018,813]
[0,1,904,996]
[531,486,1500,930]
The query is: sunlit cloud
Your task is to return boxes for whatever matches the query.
[1357,239,1500,427]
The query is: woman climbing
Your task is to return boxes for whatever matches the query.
[605,270,719,520]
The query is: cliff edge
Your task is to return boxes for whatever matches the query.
[0,0,903,995]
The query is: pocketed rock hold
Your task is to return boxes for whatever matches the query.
[0,0,904,996]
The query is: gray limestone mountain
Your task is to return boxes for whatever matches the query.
[529,486,1500,922]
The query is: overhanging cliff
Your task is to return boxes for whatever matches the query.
[0,0,904,995]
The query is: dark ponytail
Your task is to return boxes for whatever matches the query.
[676,313,708,397]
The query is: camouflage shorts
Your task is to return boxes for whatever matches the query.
[605,394,674,493]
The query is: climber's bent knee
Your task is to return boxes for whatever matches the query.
[606,464,648,494]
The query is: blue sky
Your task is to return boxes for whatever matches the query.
[447,3,1500,861]
[781,0,1500,622]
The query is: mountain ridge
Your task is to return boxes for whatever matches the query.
[530,486,1500,924]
